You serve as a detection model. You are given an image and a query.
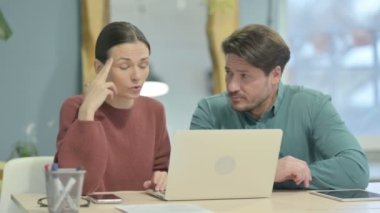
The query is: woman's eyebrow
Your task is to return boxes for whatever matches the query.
[114,57,149,62]
[115,57,131,62]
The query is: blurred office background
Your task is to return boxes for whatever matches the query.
[0,0,379,179]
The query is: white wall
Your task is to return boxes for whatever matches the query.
[110,0,212,136]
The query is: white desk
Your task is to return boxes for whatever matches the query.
[12,182,380,213]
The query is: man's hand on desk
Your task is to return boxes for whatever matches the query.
[143,171,167,192]
[275,156,312,188]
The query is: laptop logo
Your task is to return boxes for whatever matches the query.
[215,156,236,175]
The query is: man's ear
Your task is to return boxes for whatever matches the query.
[271,66,282,84]
[94,59,103,73]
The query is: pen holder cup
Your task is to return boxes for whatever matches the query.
[45,168,86,213]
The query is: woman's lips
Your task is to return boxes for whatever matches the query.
[130,85,142,93]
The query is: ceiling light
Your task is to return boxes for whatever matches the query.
[141,68,169,97]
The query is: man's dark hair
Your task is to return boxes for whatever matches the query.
[222,24,290,75]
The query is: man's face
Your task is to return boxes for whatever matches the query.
[225,54,281,118]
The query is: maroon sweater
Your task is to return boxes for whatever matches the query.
[55,95,170,194]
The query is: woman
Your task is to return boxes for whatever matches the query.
[55,22,170,194]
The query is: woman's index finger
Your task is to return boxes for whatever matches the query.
[98,58,114,81]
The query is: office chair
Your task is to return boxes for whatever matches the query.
[0,156,54,213]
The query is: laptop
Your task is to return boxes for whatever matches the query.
[147,129,283,201]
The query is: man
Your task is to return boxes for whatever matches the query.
[190,24,369,189]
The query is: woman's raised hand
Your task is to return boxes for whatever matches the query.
[78,58,118,121]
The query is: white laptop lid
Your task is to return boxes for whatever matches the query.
[162,129,283,201]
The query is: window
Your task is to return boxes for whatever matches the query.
[286,0,380,136]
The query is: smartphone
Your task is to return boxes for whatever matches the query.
[310,189,380,202]
[87,193,123,204]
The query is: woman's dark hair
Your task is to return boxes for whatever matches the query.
[95,21,150,63]
[222,24,290,75]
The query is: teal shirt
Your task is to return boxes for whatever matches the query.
[190,83,369,190]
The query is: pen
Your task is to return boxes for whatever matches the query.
[44,163,50,180]
[51,162,59,171]
[50,163,61,198]
[44,163,50,171]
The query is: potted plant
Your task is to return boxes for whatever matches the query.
[8,123,38,159]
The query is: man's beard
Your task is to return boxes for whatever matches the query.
[229,92,271,116]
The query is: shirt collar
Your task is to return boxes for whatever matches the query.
[273,81,284,115]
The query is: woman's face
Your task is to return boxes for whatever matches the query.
[106,41,150,100]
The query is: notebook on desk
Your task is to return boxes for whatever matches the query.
[147,129,283,201]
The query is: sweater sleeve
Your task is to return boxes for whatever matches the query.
[153,103,171,171]
[55,97,108,194]
[308,98,369,189]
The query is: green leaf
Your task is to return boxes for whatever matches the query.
[0,9,12,40]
